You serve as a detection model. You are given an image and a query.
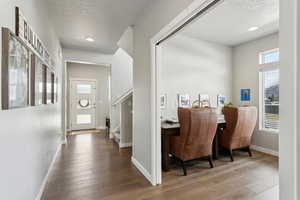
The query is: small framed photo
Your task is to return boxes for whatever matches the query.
[160,94,166,109]
[241,89,251,101]
[199,94,211,107]
[178,94,190,108]
[217,95,226,107]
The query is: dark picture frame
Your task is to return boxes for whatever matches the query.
[51,72,55,104]
[31,54,44,106]
[44,66,53,104]
[1,27,29,110]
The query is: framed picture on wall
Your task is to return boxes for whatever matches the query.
[217,95,226,107]
[45,67,53,104]
[178,94,190,108]
[55,76,58,103]
[31,55,44,106]
[1,28,29,109]
[42,64,49,104]
[51,72,55,104]
[160,94,166,109]
[241,89,251,101]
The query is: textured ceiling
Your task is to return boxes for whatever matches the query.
[46,0,149,54]
[180,0,279,46]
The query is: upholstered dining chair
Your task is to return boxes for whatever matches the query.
[219,106,258,162]
[170,107,218,176]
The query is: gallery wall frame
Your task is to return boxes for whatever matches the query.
[42,65,54,104]
[1,27,30,110]
[31,54,45,106]
[51,72,55,104]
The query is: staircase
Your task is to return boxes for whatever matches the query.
[111,89,133,148]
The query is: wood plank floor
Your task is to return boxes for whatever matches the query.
[42,132,279,200]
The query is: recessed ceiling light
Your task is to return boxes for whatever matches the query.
[85,37,95,42]
[248,26,259,32]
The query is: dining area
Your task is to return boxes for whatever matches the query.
[161,106,258,176]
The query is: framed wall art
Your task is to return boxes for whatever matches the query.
[160,94,166,109]
[1,28,29,110]
[241,89,251,101]
[51,72,55,104]
[217,95,226,107]
[44,66,53,104]
[30,54,44,106]
[178,94,190,108]
[55,76,58,103]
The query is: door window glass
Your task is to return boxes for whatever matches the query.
[77,84,92,94]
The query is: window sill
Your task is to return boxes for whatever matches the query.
[259,129,279,135]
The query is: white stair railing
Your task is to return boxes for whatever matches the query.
[112,88,133,106]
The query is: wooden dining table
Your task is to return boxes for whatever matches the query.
[161,115,226,172]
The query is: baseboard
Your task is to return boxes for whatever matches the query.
[251,145,278,157]
[120,142,132,148]
[35,141,62,200]
[131,157,155,186]
[96,126,106,130]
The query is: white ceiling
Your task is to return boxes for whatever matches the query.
[46,0,149,54]
[180,0,279,46]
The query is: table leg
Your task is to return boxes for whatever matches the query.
[162,135,171,171]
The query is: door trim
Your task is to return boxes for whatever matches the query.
[69,78,97,131]
[150,0,223,186]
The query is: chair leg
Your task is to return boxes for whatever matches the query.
[247,146,252,157]
[229,149,234,162]
[181,160,187,176]
[208,155,214,168]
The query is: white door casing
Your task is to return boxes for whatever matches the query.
[70,79,97,130]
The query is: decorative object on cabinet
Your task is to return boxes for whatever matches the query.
[199,94,211,107]
[192,100,200,108]
[1,27,29,109]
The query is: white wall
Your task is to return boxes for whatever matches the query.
[232,33,279,152]
[279,0,300,199]
[117,26,134,57]
[111,48,133,102]
[0,1,63,200]
[161,34,232,119]
[63,49,113,65]
[111,48,133,131]
[67,63,110,129]
[133,0,194,178]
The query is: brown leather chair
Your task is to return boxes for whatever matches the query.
[170,107,218,176]
[220,106,258,161]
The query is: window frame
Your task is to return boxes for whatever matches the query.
[259,49,280,134]
[259,48,280,65]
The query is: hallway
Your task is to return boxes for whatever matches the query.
[42,131,278,200]
[42,132,150,200]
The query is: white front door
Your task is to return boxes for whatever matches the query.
[70,80,96,131]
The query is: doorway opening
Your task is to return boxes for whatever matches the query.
[66,61,111,136]
[152,0,279,198]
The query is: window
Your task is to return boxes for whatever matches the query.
[260,48,279,64]
[259,49,280,132]
[77,84,92,94]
